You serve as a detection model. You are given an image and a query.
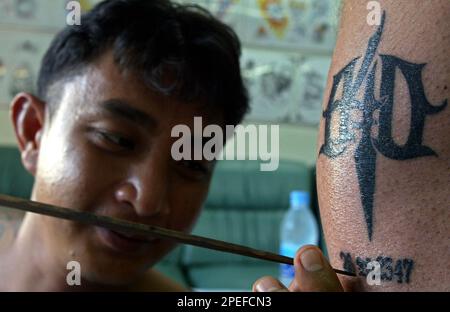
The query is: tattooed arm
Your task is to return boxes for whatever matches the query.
[253,0,448,293]
[316,0,449,291]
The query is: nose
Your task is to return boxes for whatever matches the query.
[114,160,170,218]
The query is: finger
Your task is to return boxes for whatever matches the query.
[253,276,289,292]
[288,245,344,292]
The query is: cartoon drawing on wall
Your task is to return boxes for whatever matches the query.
[190,0,248,41]
[258,0,289,39]
[242,48,302,123]
[0,0,14,18]
[9,62,34,97]
[0,0,337,121]
[8,41,37,97]
[288,0,308,39]
[178,0,338,51]
[73,0,102,12]
[311,20,328,43]
[310,0,328,20]
[292,56,331,125]
[0,31,54,109]
[214,0,235,19]
[15,0,36,19]
[312,0,339,45]
[246,0,337,52]
[0,0,70,29]
[0,0,38,21]
[260,67,292,103]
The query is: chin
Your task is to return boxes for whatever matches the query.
[64,238,160,288]
[57,224,176,287]
[83,269,142,287]
[79,254,152,287]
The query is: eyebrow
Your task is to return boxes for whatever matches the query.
[99,99,157,130]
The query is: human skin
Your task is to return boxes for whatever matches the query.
[317,0,449,291]
[254,0,449,292]
[0,50,222,291]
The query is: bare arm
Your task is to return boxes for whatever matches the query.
[317,0,449,291]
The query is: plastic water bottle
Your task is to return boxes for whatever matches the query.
[279,190,319,287]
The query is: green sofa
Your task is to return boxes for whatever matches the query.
[0,146,325,290]
[182,159,311,290]
[0,147,34,199]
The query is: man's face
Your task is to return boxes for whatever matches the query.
[30,52,219,285]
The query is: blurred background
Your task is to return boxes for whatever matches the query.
[0,0,341,291]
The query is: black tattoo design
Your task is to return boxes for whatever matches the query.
[340,251,414,284]
[320,12,448,240]
[339,251,356,275]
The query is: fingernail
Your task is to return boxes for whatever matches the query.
[300,248,323,272]
[255,278,284,292]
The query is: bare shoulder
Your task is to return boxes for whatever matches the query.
[0,208,24,252]
[133,269,190,292]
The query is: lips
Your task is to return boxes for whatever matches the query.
[110,230,149,242]
[95,226,158,253]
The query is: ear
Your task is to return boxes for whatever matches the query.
[10,93,46,176]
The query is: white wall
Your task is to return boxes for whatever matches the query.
[0,110,16,146]
[278,124,318,166]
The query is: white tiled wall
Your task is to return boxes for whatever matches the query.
[0,0,101,146]
[0,0,102,108]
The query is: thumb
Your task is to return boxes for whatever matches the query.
[289,245,344,292]
[253,276,289,292]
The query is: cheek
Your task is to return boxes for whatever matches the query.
[167,181,209,233]
[34,129,115,211]
[34,134,84,206]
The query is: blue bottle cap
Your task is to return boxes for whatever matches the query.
[290,190,309,208]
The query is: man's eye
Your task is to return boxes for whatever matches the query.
[97,131,135,150]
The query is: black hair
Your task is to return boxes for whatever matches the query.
[37,0,248,126]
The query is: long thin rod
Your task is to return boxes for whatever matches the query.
[0,194,355,277]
